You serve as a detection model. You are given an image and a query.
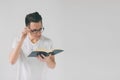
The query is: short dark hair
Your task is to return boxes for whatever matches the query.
[25,12,42,26]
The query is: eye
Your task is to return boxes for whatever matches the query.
[31,29,37,32]
[39,28,43,31]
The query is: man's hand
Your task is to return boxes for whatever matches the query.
[37,54,52,63]
[37,54,56,69]
[21,27,30,40]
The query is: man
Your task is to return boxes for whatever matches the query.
[9,12,56,80]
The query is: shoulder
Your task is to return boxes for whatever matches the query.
[41,35,53,47]
[41,35,53,43]
[41,35,54,49]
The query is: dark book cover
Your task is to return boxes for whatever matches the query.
[28,49,64,57]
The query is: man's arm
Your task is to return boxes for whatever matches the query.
[9,39,24,65]
[9,27,29,65]
[37,55,56,69]
[46,55,56,69]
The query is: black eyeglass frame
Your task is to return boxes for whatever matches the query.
[30,27,44,34]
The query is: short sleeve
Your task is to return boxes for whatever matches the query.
[12,35,21,48]
[49,39,54,49]
[12,38,17,48]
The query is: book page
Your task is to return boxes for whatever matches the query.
[35,48,63,53]
[35,48,53,53]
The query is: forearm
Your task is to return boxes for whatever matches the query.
[46,58,56,69]
[9,39,24,64]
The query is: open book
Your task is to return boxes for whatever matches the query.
[28,48,64,57]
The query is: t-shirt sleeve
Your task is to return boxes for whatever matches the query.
[49,39,54,49]
[12,38,17,48]
[12,36,21,48]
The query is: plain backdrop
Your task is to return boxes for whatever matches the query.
[0,0,120,80]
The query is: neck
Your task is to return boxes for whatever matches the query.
[31,39,39,43]
[29,37,40,44]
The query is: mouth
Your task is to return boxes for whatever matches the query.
[34,35,41,38]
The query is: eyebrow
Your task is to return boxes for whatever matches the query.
[30,27,43,30]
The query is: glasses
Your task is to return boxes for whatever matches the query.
[30,27,44,34]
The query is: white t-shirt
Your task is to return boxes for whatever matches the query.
[12,35,53,80]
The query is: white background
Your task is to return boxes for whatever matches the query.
[0,0,120,80]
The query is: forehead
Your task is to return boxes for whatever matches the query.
[29,22,42,29]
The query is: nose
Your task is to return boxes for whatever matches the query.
[37,31,41,35]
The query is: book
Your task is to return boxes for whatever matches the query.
[28,48,64,57]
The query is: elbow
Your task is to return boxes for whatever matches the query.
[9,60,16,65]
[9,52,17,65]
[50,62,56,69]
[50,66,55,69]
[9,57,16,65]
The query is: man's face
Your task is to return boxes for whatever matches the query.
[28,21,43,40]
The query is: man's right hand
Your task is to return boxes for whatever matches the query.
[21,27,30,40]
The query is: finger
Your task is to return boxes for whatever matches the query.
[49,54,52,57]
[22,30,27,35]
[37,55,43,61]
[23,27,30,34]
[41,54,46,58]
[23,27,27,32]
[26,27,31,32]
